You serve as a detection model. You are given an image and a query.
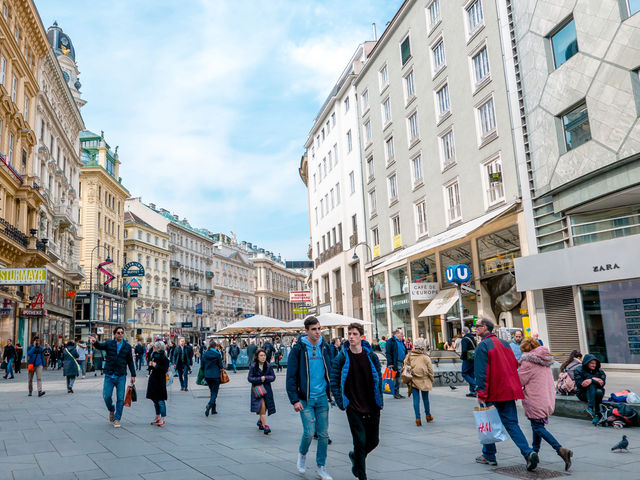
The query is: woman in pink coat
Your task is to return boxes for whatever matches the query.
[519,338,573,471]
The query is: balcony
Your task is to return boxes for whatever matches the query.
[349,233,358,248]
[0,152,24,185]
[53,205,73,227]
[189,284,199,291]
[170,280,181,288]
[205,270,214,278]
[204,289,215,295]
[170,260,182,268]
[314,241,344,268]
[0,217,27,247]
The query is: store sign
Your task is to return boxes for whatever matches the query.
[373,244,381,258]
[409,282,439,300]
[200,327,211,332]
[0,308,11,316]
[21,308,47,316]
[122,262,145,278]
[0,268,46,285]
[391,297,410,310]
[182,322,193,328]
[97,327,104,334]
[484,253,515,274]
[292,307,309,314]
[290,290,311,303]
[393,234,402,249]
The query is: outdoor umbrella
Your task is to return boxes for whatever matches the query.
[215,315,290,335]
[316,312,372,328]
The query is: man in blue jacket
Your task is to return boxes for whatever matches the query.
[385,328,406,398]
[331,323,382,480]
[286,316,333,480]
[90,326,136,428]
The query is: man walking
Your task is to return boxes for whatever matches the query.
[263,337,275,363]
[134,341,145,371]
[172,337,192,391]
[460,326,477,397]
[274,337,283,372]
[247,339,257,367]
[330,323,382,480]
[510,329,524,361]
[384,328,406,399]
[27,337,46,397]
[474,318,538,471]
[286,316,333,480]
[229,341,240,373]
[3,339,16,379]
[76,342,87,378]
[89,326,136,428]
[14,343,22,374]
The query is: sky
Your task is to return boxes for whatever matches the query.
[34,0,404,260]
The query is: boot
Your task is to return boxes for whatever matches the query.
[415,418,422,427]
[557,448,573,471]
[426,415,434,423]
[212,403,217,414]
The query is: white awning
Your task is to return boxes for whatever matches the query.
[375,202,516,270]
[418,288,459,317]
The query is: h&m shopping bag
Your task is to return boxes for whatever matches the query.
[382,367,396,395]
[474,405,508,444]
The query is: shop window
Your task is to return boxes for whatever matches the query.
[440,243,473,287]
[389,265,411,338]
[477,226,521,277]
[570,205,640,245]
[370,273,387,338]
[410,254,437,283]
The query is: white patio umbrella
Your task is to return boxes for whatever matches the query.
[316,312,372,328]
[215,315,290,335]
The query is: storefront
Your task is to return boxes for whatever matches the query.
[370,273,387,339]
[389,265,411,338]
[74,290,127,341]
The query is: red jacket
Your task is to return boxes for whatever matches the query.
[474,333,524,402]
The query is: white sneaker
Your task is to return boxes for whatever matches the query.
[316,466,333,480]
[297,453,306,474]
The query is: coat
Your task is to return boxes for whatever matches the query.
[474,333,524,403]
[404,349,434,392]
[385,336,406,370]
[574,354,606,393]
[93,340,136,377]
[285,334,332,404]
[518,346,555,419]
[330,341,383,411]
[248,362,276,415]
[172,345,192,366]
[202,348,223,379]
[146,351,169,402]
[27,345,45,367]
[62,346,80,377]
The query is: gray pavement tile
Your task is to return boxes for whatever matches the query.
[11,467,45,479]
[5,440,56,456]
[53,439,109,457]
[92,456,163,477]
[34,452,98,475]
[216,463,291,480]
[140,468,213,480]
[98,438,162,458]
[73,469,110,480]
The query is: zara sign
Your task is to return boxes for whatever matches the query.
[446,264,471,284]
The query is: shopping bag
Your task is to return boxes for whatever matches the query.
[130,384,137,403]
[166,363,175,386]
[196,366,206,386]
[474,405,508,444]
[382,366,396,395]
[124,384,133,408]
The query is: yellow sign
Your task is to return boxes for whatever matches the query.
[373,244,381,258]
[0,268,47,285]
[393,234,402,249]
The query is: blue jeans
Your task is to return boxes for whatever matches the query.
[412,389,430,418]
[461,361,476,393]
[530,418,561,453]
[103,375,127,421]
[231,357,237,373]
[205,378,220,408]
[78,359,86,376]
[154,400,166,417]
[66,376,76,390]
[299,396,329,467]
[4,358,14,377]
[178,364,189,389]
[482,400,533,462]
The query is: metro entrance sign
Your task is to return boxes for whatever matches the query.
[289,290,311,303]
[445,264,471,333]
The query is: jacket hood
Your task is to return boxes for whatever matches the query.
[582,353,601,370]
[300,335,325,348]
[340,340,372,353]
[520,346,553,367]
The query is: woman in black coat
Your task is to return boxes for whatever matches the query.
[62,341,79,393]
[146,341,169,427]
[247,348,276,434]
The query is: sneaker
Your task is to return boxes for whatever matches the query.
[113,420,121,428]
[526,451,539,471]
[466,393,477,397]
[109,411,115,422]
[297,453,306,474]
[257,420,264,430]
[150,418,160,425]
[591,415,600,425]
[393,394,405,399]
[205,405,210,417]
[316,466,333,480]
[263,425,271,435]
[28,392,32,396]
[156,420,165,427]
[557,448,573,471]
[475,456,497,466]
[38,391,45,397]
[348,451,356,476]
[584,407,595,418]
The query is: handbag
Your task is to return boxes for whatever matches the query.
[196,366,206,386]
[28,363,34,372]
[220,368,230,384]
[474,405,508,444]
[253,385,267,398]
[401,363,413,385]
[0,361,6,369]
[124,383,137,407]
[382,366,395,395]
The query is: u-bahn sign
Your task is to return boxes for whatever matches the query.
[122,262,145,278]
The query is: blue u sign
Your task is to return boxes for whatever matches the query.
[446,264,471,284]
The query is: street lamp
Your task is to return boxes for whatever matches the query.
[352,241,378,341]
[88,244,111,369]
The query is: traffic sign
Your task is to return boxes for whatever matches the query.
[460,283,478,294]
[127,278,142,289]
[446,264,471,284]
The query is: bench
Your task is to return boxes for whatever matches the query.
[553,395,640,422]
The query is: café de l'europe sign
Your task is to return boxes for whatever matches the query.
[0,268,46,285]
[409,282,439,301]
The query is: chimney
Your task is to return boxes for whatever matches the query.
[372,23,377,41]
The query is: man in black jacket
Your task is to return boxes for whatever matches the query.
[172,337,192,391]
[90,326,136,427]
[384,329,406,399]
[134,341,145,371]
[229,341,240,373]
[2,339,16,379]
[460,326,477,397]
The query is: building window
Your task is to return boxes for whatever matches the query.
[364,121,372,143]
[477,97,497,138]
[388,174,398,203]
[344,96,350,112]
[349,171,355,194]
[427,0,441,30]
[366,156,374,180]
[400,35,411,65]
[24,96,29,119]
[11,74,16,103]
[371,227,379,247]
[415,200,428,237]
[550,18,578,69]
[466,0,484,35]
[445,181,462,223]
[8,132,13,165]
[333,144,338,164]
[561,101,591,151]
[335,183,341,205]
[436,83,451,119]
[408,111,419,143]
[391,214,401,238]
[432,38,445,74]
[484,156,505,206]
[328,151,333,170]
[440,129,456,168]
[0,56,5,86]
[381,97,392,124]
[323,158,327,177]
[471,46,490,87]
[320,199,324,218]
[368,189,377,214]
[379,64,389,90]
[326,120,330,134]
[404,70,415,101]
[331,112,336,126]
[628,0,640,16]
[411,154,423,186]
[362,89,369,111]
[330,188,335,209]
[138,230,142,239]
[385,136,395,164]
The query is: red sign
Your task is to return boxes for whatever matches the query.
[66,290,76,298]
[98,259,115,285]
[289,290,311,303]
[30,293,44,309]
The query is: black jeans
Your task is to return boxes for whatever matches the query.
[577,383,604,412]
[346,408,380,479]
[205,377,220,408]
[177,363,189,389]
[135,356,142,371]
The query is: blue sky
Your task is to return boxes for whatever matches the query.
[35,0,403,260]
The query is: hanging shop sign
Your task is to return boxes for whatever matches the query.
[122,262,145,278]
[21,308,48,316]
[290,291,311,303]
[292,307,309,314]
[409,282,439,301]
[0,268,46,285]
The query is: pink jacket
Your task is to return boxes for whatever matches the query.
[518,346,556,420]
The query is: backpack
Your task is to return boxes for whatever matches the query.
[556,372,576,395]
[598,403,638,428]
[610,390,631,403]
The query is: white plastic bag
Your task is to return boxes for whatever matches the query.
[627,392,640,404]
[474,405,508,444]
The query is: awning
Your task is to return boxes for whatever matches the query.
[375,202,516,270]
[418,288,458,317]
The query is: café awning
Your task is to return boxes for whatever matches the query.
[418,288,458,317]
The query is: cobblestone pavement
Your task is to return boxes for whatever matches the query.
[0,367,639,479]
